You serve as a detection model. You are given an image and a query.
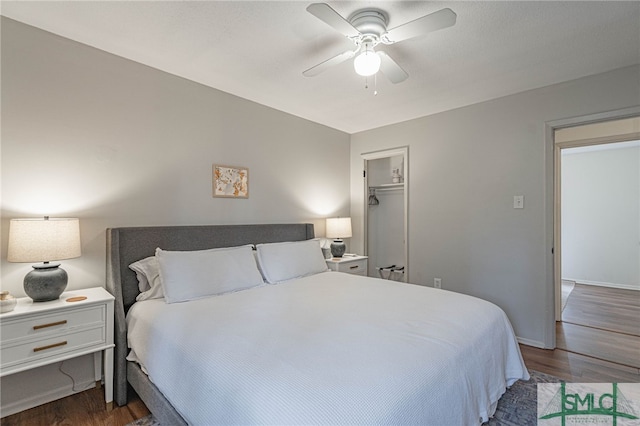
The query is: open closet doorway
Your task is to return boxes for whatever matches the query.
[362,147,408,281]
[553,116,640,368]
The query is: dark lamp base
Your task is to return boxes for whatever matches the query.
[330,239,346,258]
[24,263,68,302]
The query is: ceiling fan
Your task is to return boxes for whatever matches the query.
[303,3,456,84]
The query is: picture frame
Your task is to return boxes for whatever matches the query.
[213,164,249,198]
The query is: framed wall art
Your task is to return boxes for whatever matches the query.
[212,164,249,198]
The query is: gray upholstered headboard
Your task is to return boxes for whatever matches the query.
[105,223,314,405]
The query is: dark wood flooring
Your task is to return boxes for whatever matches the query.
[524,283,640,383]
[558,283,640,369]
[1,385,149,426]
[520,344,639,382]
[557,322,640,368]
[562,283,640,336]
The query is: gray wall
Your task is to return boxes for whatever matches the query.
[1,17,350,296]
[350,65,640,347]
[0,17,350,414]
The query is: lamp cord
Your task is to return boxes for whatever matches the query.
[58,360,98,392]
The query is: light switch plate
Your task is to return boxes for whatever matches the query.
[513,195,524,209]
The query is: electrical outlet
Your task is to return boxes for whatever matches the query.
[434,278,442,289]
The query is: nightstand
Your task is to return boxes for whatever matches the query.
[0,287,114,410]
[326,255,368,276]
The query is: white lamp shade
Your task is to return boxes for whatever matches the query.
[326,217,352,239]
[8,218,81,263]
[354,50,381,77]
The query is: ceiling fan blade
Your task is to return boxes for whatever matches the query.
[307,3,360,38]
[377,51,408,84]
[382,8,456,44]
[303,50,356,77]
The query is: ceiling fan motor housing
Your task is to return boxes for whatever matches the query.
[349,9,388,45]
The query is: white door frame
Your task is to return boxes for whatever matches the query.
[362,146,409,279]
[543,106,640,348]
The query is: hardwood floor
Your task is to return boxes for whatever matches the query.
[1,386,150,426]
[557,321,640,368]
[520,344,640,383]
[557,283,640,369]
[562,283,640,336]
[523,283,639,383]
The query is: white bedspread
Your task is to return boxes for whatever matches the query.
[127,272,528,425]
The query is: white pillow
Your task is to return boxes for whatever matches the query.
[156,245,264,304]
[255,239,328,284]
[129,256,164,301]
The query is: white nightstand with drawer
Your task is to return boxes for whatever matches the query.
[326,255,368,276]
[0,287,114,410]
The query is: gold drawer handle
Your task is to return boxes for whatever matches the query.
[350,265,359,270]
[33,320,67,330]
[33,341,67,352]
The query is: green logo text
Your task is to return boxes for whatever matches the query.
[539,383,639,426]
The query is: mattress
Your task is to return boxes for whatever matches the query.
[127,271,529,425]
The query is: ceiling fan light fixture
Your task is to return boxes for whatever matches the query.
[305,4,456,83]
[353,44,381,77]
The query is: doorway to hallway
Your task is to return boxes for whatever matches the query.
[553,117,640,368]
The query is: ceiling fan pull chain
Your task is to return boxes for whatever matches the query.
[374,73,378,96]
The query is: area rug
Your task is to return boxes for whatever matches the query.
[485,370,563,425]
[126,370,563,426]
[561,279,575,312]
[127,413,160,426]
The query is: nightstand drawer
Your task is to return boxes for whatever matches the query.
[341,259,367,275]
[326,256,368,276]
[1,305,105,343]
[1,326,106,369]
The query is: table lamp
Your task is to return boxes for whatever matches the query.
[326,217,352,258]
[7,217,81,302]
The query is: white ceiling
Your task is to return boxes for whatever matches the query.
[2,1,639,134]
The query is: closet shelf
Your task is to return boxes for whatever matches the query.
[369,183,404,191]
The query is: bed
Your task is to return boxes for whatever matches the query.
[106,223,528,425]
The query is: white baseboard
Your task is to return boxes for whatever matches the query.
[564,278,640,291]
[516,336,546,349]
[0,379,96,418]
